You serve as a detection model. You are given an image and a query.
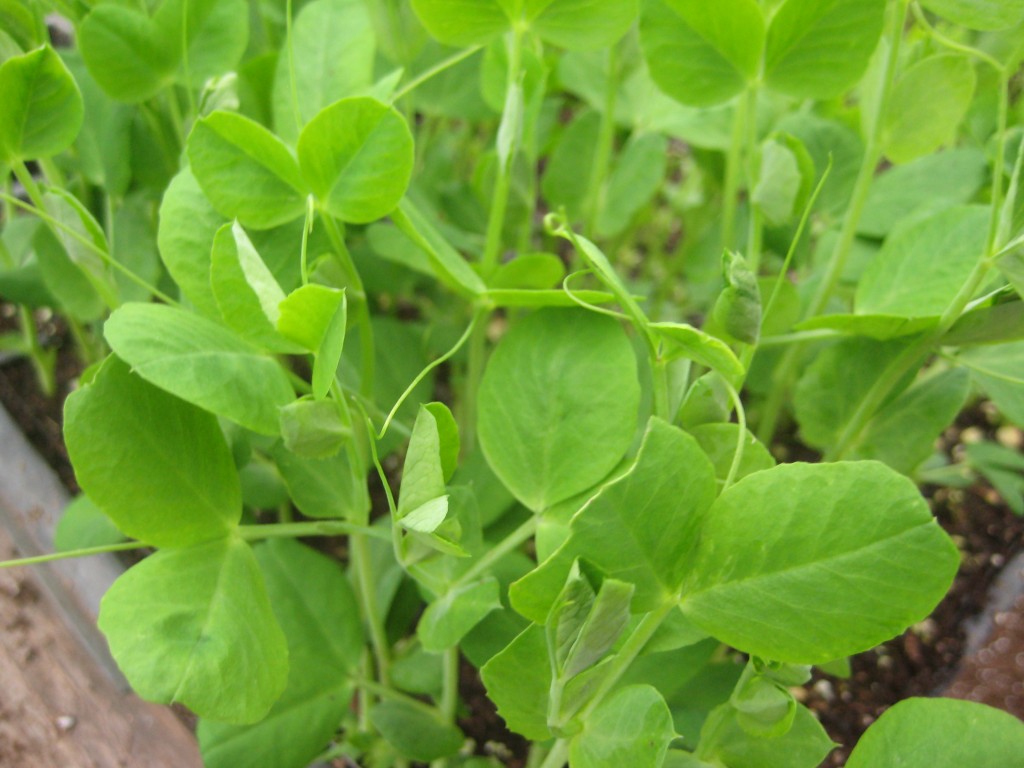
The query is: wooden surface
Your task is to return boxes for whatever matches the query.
[0,404,202,767]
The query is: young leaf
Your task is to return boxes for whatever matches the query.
[751,134,815,227]
[32,226,106,321]
[559,577,634,680]
[699,701,835,768]
[640,0,765,107]
[711,250,761,345]
[153,0,249,90]
[273,444,370,521]
[856,206,989,318]
[959,341,1024,426]
[649,322,745,389]
[529,0,639,52]
[198,538,363,768]
[369,700,465,762]
[98,537,288,724]
[597,132,669,239]
[480,625,553,741]
[0,45,84,162]
[410,0,510,46]
[680,461,959,664]
[54,494,126,552]
[271,0,375,142]
[690,423,775,485]
[64,356,241,547]
[477,308,640,513]
[570,685,676,768]
[847,698,1024,767]
[78,5,176,102]
[104,303,295,435]
[277,283,347,400]
[298,97,414,223]
[764,0,885,99]
[881,55,976,164]
[279,398,352,459]
[188,111,308,229]
[919,0,1024,30]
[399,402,460,518]
[418,577,502,652]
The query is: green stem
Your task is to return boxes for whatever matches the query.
[744,86,762,270]
[285,0,303,137]
[18,306,55,396]
[652,356,671,421]
[392,45,484,103]
[538,739,571,768]
[237,520,391,542]
[321,214,375,397]
[352,532,392,686]
[583,43,619,235]
[452,515,538,589]
[721,89,749,251]
[0,540,143,569]
[429,647,461,768]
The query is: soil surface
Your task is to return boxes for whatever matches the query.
[1,308,1022,766]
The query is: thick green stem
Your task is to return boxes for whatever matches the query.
[452,515,538,589]
[744,86,763,270]
[720,90,749,251]
[351,533,392,686]
[584,43,620,235]
[18,306,55,396]
[538,739,571,768]
[429,647,462,768]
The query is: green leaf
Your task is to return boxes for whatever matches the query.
[273,444,370,521]
[847,698,1024,767]
[851,369,971,475]
[54,494,126,552]
[959,341,1024,426]
[882,55,976,164]
[559,576,634,680]
[752,133,815,227]
[32,225,105,321]
[271,0,375,142]
[480,624,552,741]
[712,250,761,345]
[680,461,959,664]
[188,111,308,229]
[98,537,288,724]
[104,303,295,435]
[395,198,487,296]
[943,301,1024,347]
[640,0,765,107]
[566,419,716,611]
[369,700,465,762]
[700,701,835,768]
[211,221,298,352]
[0,45,83,162]
[198,539,362,768]
[859,148,988,238]
[477,308,640,513]
[277,283,348,400]
[157,167,227,318]
[279,398,352,459]
[597,132,669,239]
[418,577,502,652]
[153,0,249,90]
[64,356,241,547]
[410,0,510,46]
[920,0,1024,30]
[856,206,989,318]
[541,110,600,219]
[78,5,175,102]
[650,322,745,388]
[689,423,775,485]
[570,685,676,768]
[967,442,1024,515]
[529,0,638,51]
[490,253,566,290]
[764,0,885,99]
[399,403,460,519]
[298,97,413,223]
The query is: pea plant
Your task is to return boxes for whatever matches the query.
[3,0,1024,766]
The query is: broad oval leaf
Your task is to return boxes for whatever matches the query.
[529,0,639,51]
[198,538,363,768]
[418,577,502,652]
[480,624,552,741]
[0,45,84,162]
[764,0,886,99]
[410,0,510,46]
[78,4,176,102]
[188,111,308,229]
[98,537,288,724]
[569,685,675,768]
[298,97,414,223]
[369,700,465,762]
[104,303,295,435]
[153,0,249,90]
[847,698,1024,767]
[477,308,640,513]
[640,0,765,107]
[680,461,959,663]
[920,0,1024,30]
[64,356,241,547]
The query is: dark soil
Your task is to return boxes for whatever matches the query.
[1,306,1022,767]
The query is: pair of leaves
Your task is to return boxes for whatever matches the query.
[188,97,414,229]
[412,0,638,51]
[641,0,885,107]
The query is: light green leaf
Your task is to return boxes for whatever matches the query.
[795,313,937,341]
[764,0,885,99]
[78,5,175,102]
[154,0,249,90]
[528,0,638,51]
[567,418,716,611]
[104,303,295,435]
[399,496,450,533]
[40,188,117,308]
[852,369,971,474]
[490,253,566,290]
[157,167,227,318]
[54,494,126,552]
[298,97,414,223]
[752,133,815,227]
[649,322,745,388]
[597,132,669,239]
[570,685,676,768]
[712,250,761,345]
[418,577,502,652]
[640,0,765,107]
[399,403,459,519]
[847,698,1024,767]
[920,0,1024,30]
[560,577,634,680]
[279,398,352,459]
[859,148,988,238]
[98,537,287,724]
[689,423,775,485]
[64,356,240,547]
[273,444,370,521]
[700,701,835,768]
[856,206,989,318]
[271,0,375,142]
[198,538,362,768]
[277,283,347,400]
[882,55,976,164]
[33,225,106,321]
[943,302,1024,347]
[541,110,600,219]
[680,461,959,664]
[480,625,552,741]
[477,308,640,513]
[188,111,308,229]
[369,700,465,762]
[959,341,1024,426]
[410,0,510,46]
[0,45,83,162]
[395,198,487,296]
